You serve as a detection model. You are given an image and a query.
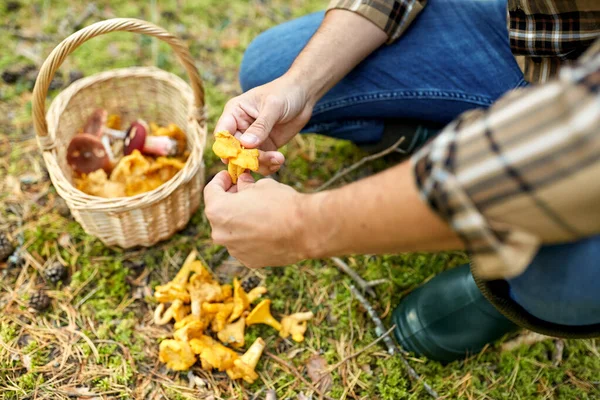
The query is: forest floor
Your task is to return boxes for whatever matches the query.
[1,1,599,399]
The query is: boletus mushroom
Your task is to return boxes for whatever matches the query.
[66,133,112,174]
[124,119,178,157]
[84,108,127,140]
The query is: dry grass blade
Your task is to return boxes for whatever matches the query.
[265,352,336,400]
[326,325,396,373]
[315,136,405,192]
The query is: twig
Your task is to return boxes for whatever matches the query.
[331,258,387,298]
[349,284,395,354]
[349,284,439,399]
[265,352,335,400]
[315,136,405,192]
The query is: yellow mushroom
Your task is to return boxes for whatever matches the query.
[226,337,266,383]
[202,302,234,332]
[189,335,239,371]
[221,284,233,301]
[247,286,267,303]
[159,339,196,371]
[174,314,203,330]
[212,131,259,183]
[153,282,190,304]
[153,299,190,325]
[245,299,281,331]
[173,319,206,342]
[188,279,227,317]
[172,250,213,285]
[217,317,246,348]
[279,311,314,343]
[229,278,250,322]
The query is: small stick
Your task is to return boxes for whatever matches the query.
[349,284,395,354]
[315,136,405,192]
[265,352,335,400]
[349,284,439,399]
[331,258,377,298]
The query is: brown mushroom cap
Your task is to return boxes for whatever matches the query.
[124,120,148,155]
[67,133,111,174]
[83,109,108,137]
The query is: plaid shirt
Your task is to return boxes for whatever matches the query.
[412,39,600,279]
[328,0,600,83]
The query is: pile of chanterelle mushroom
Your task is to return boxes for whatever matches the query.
[67,109,188,198]
[154,251,314,383]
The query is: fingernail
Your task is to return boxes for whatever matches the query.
[270,157,281,166]
[269,165,280,172]
[241,134,258,144]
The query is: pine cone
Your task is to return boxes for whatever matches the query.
[29,291,50,311]
[45,262,67,283]
[241,276,261,292]
[0,234,14,261]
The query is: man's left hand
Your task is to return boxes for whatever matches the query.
[203,171,310,268]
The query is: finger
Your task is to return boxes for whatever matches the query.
[259,136,278,152]
[236,173,255,192]
[256,150,285,176]
[204,170,233,200]
[214,109,238,135]
[227,185,238,194]
[239,95,283,148]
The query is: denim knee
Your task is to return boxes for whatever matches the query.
[239,12,325,93]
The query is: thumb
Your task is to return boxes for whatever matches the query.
[204,170,233,200]
[236,173,255,192]
[239,95,283,148]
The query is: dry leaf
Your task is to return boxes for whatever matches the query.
[58,232,71,248]
[305,354,332,393]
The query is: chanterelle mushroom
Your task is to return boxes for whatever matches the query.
[188,279,228,317]
[173,319,206,342]
[245,299,281,332]
[279,311,314,343]
[202,302,234,333]
[154,281,190,304]
[159,339,196,371]
[189,335,239,372]
[153,299,190,325]
[247,286,267,303]
[124,119,178,157]
[212,131,259,183]
[229,278,250,322]
[217,317,245,348]
[226,337,266,383]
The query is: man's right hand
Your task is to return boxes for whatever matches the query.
[214,9,388,175]
[214,76,315,176]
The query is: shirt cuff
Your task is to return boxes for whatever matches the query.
[327,0,427,43]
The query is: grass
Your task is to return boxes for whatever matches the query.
[1,1,600,399]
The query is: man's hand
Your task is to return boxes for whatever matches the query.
[214,10,389,175]
[214,76,314,176]
[203,171,310,268]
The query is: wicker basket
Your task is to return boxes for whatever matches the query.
[32,18,207,248]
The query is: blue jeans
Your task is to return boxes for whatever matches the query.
[240,0,527,145]
[239,0,600,327]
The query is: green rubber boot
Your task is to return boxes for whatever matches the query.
[392,264,519,363]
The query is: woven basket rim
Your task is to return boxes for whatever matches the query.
[43,66,207,212]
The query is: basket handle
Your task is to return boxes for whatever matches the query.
[32,18,205,143]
